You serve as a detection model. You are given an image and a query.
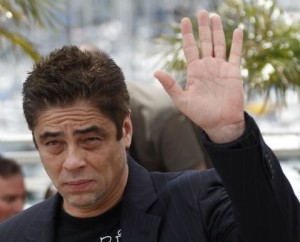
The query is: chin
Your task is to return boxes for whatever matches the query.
[66,193,102,209]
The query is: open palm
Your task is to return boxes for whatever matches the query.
[155,10,245,143]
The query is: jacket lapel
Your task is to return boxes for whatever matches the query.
[24,194,62,242]
[121,157,161,242]
[121,202,161,242]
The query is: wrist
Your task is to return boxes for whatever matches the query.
[202,112,259,149]
[207,119,245,144]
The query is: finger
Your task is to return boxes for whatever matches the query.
[211,14,226,59]
[198,10,213,57]
[229,28,243,66]
[154,70,183,102]
[181,18,199,64]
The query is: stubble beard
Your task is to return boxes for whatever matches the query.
[65,190,104,210]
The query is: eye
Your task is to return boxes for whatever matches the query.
[1,196,17,204]
[82,136,102,150]
[45,140,60,146]
[44,140,64,154]
[85,137,100,143]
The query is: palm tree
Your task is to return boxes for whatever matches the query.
[0,0,61,61]
[156,0,300,109]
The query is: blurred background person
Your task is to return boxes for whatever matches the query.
[127,80,212,171]
[0,156,26,222]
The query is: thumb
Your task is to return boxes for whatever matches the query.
[154,70,183,102]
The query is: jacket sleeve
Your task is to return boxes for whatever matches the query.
[202,112,300,242]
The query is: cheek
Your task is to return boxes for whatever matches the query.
[110,148,127,173]
[0,203,11,214]
[39,154,62,180]
[95,146,125,173]
[0,209,8,222]
[0,203,6,211]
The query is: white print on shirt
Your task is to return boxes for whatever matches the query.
[100,229,121,242]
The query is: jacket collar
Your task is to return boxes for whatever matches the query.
[123,156,158,210]
[121,156,161,242]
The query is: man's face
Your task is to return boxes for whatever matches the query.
[33,102,132,217]
[0,174,26,222]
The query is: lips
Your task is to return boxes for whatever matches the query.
[64,179,93,191]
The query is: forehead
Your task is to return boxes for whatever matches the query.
[37,102,107,124]
[33,102,115,135]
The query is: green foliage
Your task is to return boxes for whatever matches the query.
[0,0,61,60]
[156,0,300,106]
[220,0,300,106]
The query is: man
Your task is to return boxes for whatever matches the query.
[0,10,299,242]
[0,156,26,223]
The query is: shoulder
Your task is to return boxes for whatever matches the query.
[0,195,59,237]
[147,169,232,225]
[0,201,46,229]
[150,168,224,200]
[127,80,174,110]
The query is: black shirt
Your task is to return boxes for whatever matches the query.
[56,201,122,242]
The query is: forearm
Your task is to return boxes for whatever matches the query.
[202,113,300,242]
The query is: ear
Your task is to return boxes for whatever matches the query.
[122,113,133,149]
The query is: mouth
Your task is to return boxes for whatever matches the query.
[64,180,93,191]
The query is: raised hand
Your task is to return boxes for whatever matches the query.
[154,10,245,143]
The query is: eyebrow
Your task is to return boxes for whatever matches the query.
[39,131,64,142]
[73,126,106,136]
[39,126,106,142]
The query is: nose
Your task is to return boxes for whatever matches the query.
[63,149,86,171]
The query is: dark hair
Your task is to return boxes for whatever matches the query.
[0,156,22,178]
[22,45,130,139]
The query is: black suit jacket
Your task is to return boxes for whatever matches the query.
[0,114,299,242]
